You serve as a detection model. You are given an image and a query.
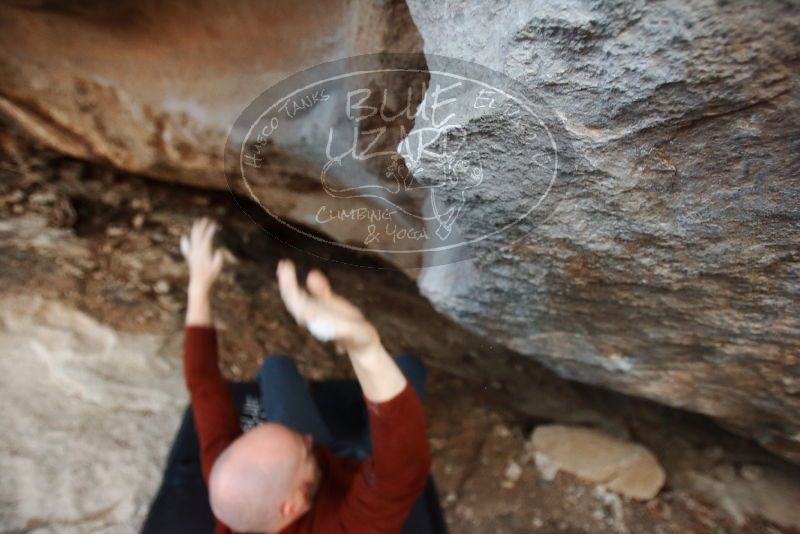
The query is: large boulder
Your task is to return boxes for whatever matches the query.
[406,0,800,460]
[0,0,427,262]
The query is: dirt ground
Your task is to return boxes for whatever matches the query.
[2,133,799,533]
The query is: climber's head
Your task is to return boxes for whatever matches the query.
[208,422,321,533]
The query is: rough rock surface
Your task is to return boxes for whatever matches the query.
[684,463,800,530]
[530,424,666,500]
[0,295,186,533]
[405,0,800,460]
[0,0,427,260]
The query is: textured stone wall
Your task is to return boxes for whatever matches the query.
[0,0,426,260]
[406,0,800,460]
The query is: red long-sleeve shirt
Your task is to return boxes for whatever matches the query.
[183,325,431,534]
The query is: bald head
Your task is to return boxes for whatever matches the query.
[209,423,317,533]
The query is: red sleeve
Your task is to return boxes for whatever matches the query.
[337,380,432,532]
[183,325,242,483]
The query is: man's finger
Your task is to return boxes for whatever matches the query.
[306,270,332,299]
[277,260,309,323]
[190,218,204,246]
[306,269,363,320]
[194,218,211,249]
[204,220,218,242]
[180,235,190,259]
[199,220,216,248]
[210,248,224,276]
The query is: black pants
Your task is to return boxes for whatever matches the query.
[257,353,426,459]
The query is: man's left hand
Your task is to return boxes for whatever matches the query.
[182,217,224,297]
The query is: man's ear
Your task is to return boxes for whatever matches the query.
[280,494,300,518]
[280,498,293,518]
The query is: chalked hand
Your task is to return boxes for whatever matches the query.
[183,217,224,295]
[276,259,379,357]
